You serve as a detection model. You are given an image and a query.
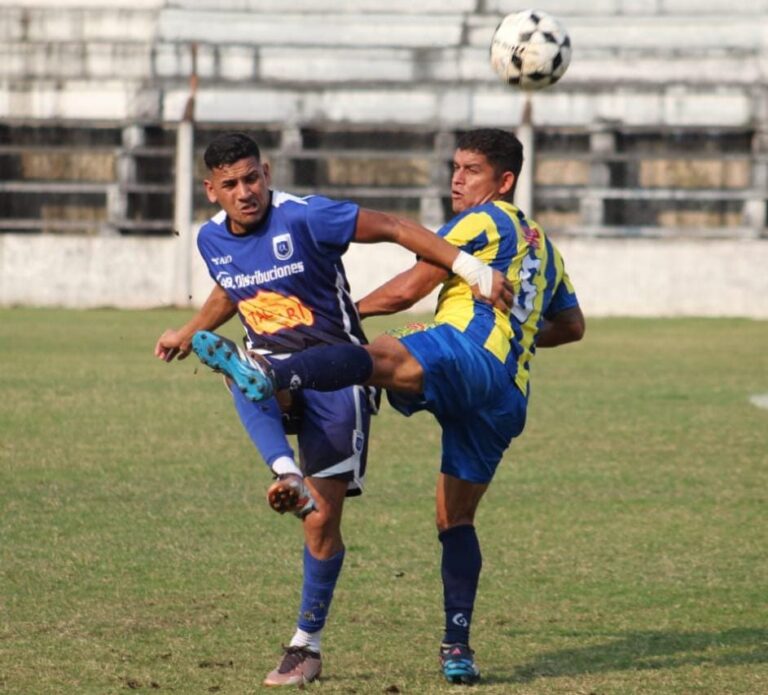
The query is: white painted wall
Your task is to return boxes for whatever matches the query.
[1,233,765,318]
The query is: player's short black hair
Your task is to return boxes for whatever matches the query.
[456,128,524,187]
[203,132,261,170]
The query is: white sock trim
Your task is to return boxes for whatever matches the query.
[289,627,322,653]
[270,456,302,477]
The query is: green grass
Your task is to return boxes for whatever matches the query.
[1,309,767,694]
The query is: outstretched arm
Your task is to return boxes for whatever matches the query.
[154,284,238,362]
[354,208,512,313]
[357,259,447,319]
[536,305,585,348]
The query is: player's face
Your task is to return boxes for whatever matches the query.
[204,156,271,234]
[450,149,515,214]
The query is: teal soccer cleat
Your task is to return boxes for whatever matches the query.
[191,331,276,402]
[439,643,481,685]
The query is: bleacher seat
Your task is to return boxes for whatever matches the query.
[0,0,766,237]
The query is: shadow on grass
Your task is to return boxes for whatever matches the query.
[485,628,768,685]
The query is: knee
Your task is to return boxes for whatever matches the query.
[303,507,343,558]
[435,513,476,534]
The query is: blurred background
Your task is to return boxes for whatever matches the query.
[1,0,766,316]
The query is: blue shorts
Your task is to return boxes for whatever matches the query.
[290,386,374,496]
[236,382,374,497]
[387,323,527,484]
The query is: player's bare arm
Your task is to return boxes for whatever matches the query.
[349,261,446,395]
[535,305,586,348]
[357,260,447,319]
[353,208,513,312]
[154,283,237,362]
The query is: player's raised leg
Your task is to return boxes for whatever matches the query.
[192,331,277,401]
[192,330,375,401]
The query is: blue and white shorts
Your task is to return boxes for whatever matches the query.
[285,385,373,496]
[234,381,374,497]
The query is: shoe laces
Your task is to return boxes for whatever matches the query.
[277,645,319,673]
[440,642,475,662]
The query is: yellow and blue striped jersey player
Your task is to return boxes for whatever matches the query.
[191,128,585,686]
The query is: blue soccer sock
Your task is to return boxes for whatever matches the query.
[297,545,345,635]
[439,524,482,645]
[271,344,372,392]
[230,385,295,470]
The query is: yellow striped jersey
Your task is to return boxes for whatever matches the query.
[434,200,578,396]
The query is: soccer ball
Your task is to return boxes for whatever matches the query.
[490,9,571,90]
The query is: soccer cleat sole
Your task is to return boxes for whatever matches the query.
[267,478,316,518]
[267,482,301,514]
[191,331,274,402]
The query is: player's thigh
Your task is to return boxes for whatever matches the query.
[298,386,373,494]
[367,334,424,394]
[439,387,526,483]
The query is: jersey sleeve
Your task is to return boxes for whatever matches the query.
[196,224,218,283]
[305,196,360,257]
[437,210,492,256]
[544,270,579,318]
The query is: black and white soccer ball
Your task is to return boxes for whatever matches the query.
[490,9,571,90]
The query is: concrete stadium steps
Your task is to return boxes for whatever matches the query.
[156,10,765,54]
[12,0,162,6]
[0,81,159,121]
[3,40,761,89]
[0,6,158,42]
[2,0,767,239]
[1,3,767,124]
[468,14,765,53]
[491,0,768,14]
[158,83,755,129]
[155,10,465,47]
[170,0,476,12]
[0,120,763,237]
[162,0,768,14]
[152,44,762,87]
[0,43,153,81]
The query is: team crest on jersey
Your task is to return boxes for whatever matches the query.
[272,233,294,261]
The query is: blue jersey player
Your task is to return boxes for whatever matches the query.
[154,132,512,687]
[190,129,586,685]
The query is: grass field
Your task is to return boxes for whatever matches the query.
[1,308,767,694]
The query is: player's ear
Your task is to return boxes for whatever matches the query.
[262,160,272,185]
[499,171,516,197]
[204,178,217,204]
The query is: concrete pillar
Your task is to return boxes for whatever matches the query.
[581,121,617,230]
[744,128,768,237]
[271,125,301,189]
[516,93,534,217]
[105,124,145,235]
[104,184,125,236]
[173,115,195,307]
[420,130,454,229]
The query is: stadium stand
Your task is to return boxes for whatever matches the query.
[0,0,766,238]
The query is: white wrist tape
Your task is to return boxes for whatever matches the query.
[452,251,493,299]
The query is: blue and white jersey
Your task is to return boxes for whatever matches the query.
[197,190,366,353]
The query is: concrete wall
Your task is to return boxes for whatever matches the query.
[1,233,765,318]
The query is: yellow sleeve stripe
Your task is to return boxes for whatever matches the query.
[443,212,499,262]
